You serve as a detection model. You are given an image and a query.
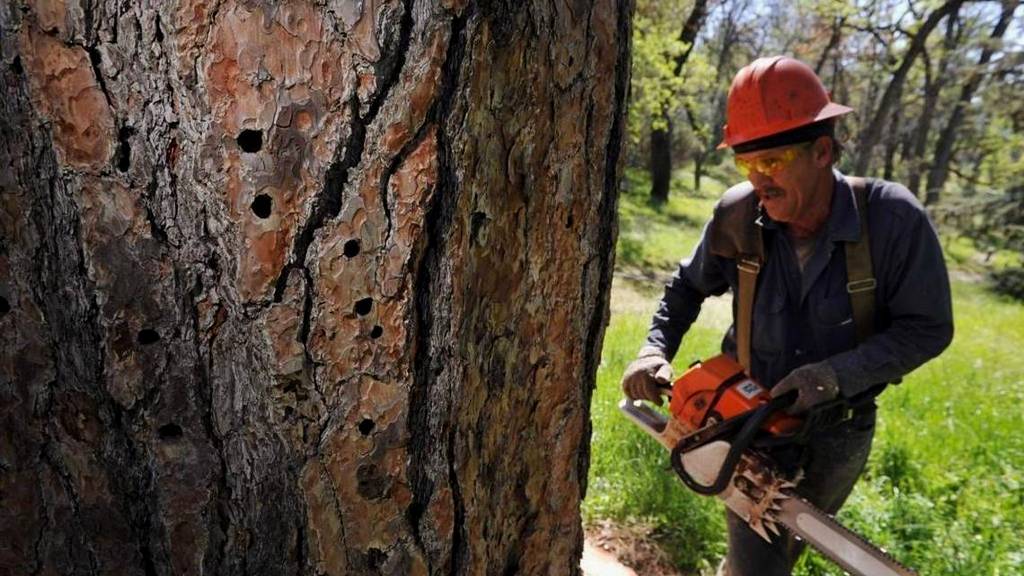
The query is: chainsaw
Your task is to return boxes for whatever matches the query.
[619,354,917,576]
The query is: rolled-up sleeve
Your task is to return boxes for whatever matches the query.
[827,204,954,398]
[645,221,731,361]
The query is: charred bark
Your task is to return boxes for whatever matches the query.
[0,1,632,574]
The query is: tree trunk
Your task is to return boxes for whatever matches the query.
[689,2,741,191]
[814,16,845,76]
[693,153,703,193]
[906,13,959,199]
[647,0,708,202]
[883,102,902,181]
[853,0,963,175]
[924,0,1018,205]
[0,1,631,575]
[649,118,672,203]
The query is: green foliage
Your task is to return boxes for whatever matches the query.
[934,184,1024,300]
[627,0,716,148]
[991,266,1024,300]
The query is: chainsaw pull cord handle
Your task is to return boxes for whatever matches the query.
[671,392,795,496]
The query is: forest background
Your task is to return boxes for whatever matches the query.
[584,0,1024,574]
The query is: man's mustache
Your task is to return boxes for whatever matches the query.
[757,187,785,198]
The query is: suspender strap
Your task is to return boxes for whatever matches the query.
[736,255,761,373]
[714,177,875,373]
[844,177,876,344]
[708,185,764,375]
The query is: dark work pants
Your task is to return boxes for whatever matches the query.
[720,407,877,576]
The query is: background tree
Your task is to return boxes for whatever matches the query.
[0,1,631,574]
[924,0,1020,204]
[853,0,965,174]
[627,0,715,201]
[905,11,962,198]
[648,0,710,204]
[682,0,755,192]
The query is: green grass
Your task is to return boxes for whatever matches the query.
[616,167,724,273]
[941,233,1023,275]
[795,280,1024,575]
[585,310,727,572]
[585,167,1024,575]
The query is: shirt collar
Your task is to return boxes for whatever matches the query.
[754,169,861,242]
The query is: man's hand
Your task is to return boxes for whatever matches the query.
[770,361,840,414]
[621,347,673,406]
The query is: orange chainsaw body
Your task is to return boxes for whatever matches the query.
[668,354,801,436]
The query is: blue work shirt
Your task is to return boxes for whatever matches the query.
[645,170,954,398]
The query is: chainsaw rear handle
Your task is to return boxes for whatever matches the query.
[671,392,795,495]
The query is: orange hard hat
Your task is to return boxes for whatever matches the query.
[718,56,853,150]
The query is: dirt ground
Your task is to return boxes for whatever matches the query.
[581,521,686,576]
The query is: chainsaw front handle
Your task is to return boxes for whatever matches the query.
[672,393,793,495]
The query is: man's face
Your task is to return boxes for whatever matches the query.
[733,140,825,225]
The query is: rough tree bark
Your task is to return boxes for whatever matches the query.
[0,1,631,574]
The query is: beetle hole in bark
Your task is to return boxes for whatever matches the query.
[343,239,361,258]
[158,423,183,440]
[137,329,160,345]
[356,463,387,500]
[251,194,273,219]
[0,296,10,316]
[354,297,373,316]
[565,214,574,228]
[470,211,489,244]
[358,418,375,436]
[11,56,23,75]
[407,501,424,524]
[366,548,385,569]
[116,127,134,172]
[237,129,263,153]
[369,325,383,339]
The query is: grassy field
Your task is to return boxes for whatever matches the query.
[583,168,1024,575]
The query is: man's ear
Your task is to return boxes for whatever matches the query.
[812,136,833,167]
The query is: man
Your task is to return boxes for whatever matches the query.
[621,56,953,575]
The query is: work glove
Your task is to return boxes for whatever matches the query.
[621,346,673,406]
[770,361,840,415]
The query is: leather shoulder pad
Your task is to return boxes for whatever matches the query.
[708,182,762,260]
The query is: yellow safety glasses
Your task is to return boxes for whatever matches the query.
[734,142,811,177]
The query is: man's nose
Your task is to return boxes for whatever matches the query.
[747,169,774,188]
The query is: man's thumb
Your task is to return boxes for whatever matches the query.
[654,363,673,384]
